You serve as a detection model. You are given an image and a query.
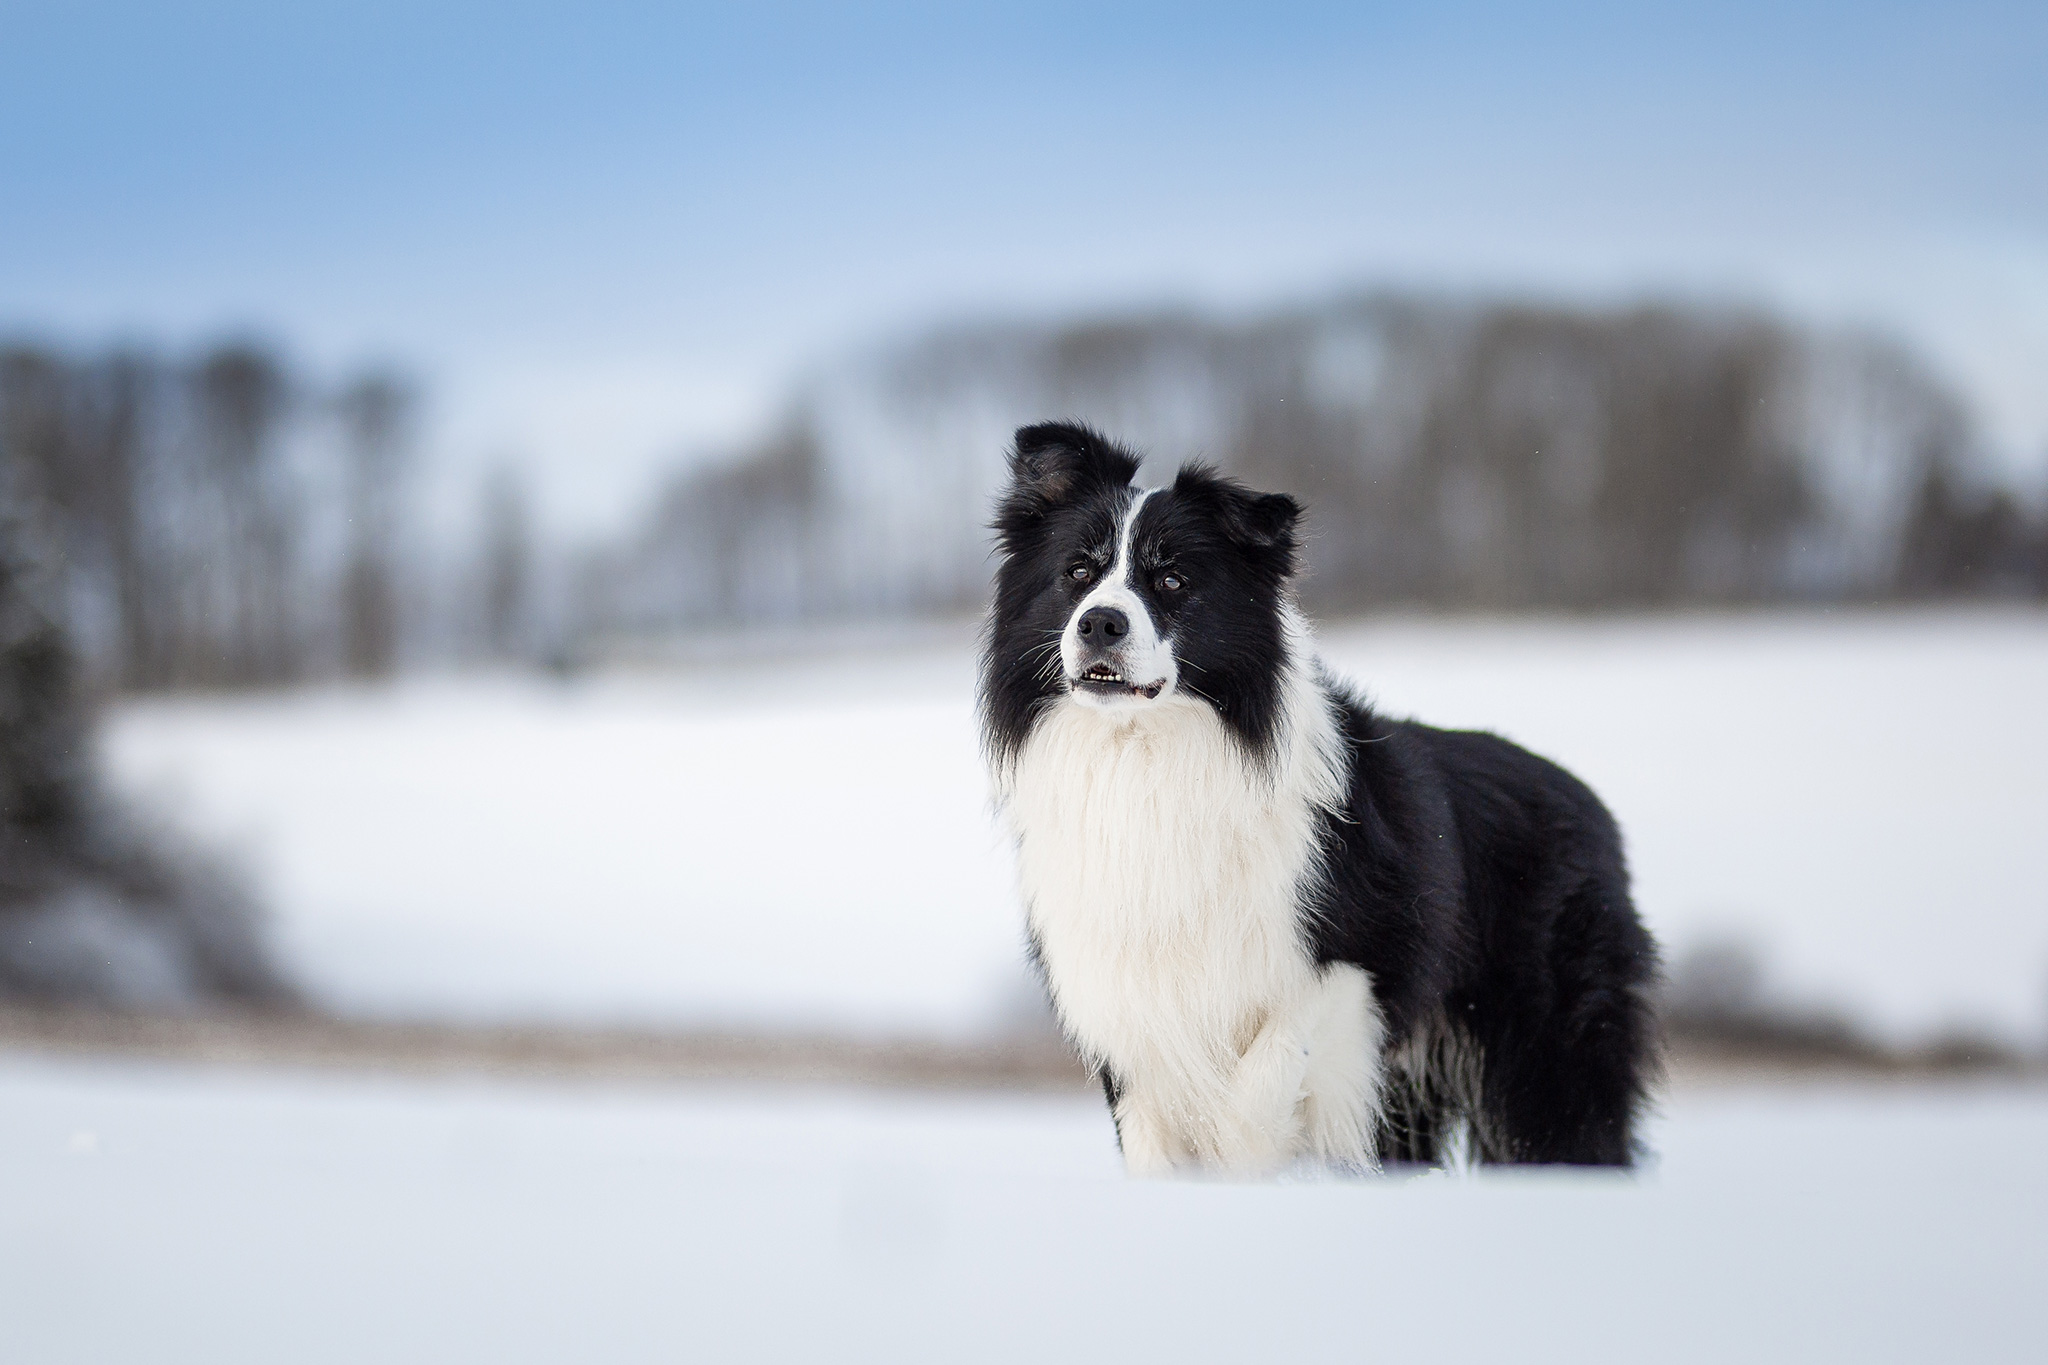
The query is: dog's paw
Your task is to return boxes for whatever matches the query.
[1116,1101,1185,1177]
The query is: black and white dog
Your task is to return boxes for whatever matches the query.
[981,422,1659,1174]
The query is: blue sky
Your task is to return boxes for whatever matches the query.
[4,1,2044,532]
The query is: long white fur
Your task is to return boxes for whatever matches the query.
[997,491,1386,1176]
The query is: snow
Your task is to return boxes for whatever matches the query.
[103,649,1024,1036]
[101,609,2048,1043]
[1,1055,2042,1363]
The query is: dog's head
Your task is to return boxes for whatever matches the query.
[981,421,1302,761]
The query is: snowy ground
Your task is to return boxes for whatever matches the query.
[103,609,2048,1045]
[1,1054,2041,1364]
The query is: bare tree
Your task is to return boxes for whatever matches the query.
[334,370,416,678]
[477,463,534,660]
[192,344,298,685]
[1897,460,2045,598]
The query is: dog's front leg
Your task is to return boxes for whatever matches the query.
[1113,1090,1187,1177]
[1212,1007,1312,1173]
[1298,964,1384,1168]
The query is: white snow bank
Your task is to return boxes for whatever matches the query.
[101,610,2048,1042]
[104,648,1022,1036]
[1,1056,2042,1364]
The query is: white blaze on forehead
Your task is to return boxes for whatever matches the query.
[1103,487,1157,591]
[1060,487,1177,701]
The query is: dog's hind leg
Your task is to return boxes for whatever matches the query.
[1372,1072,1447,1169]
[1099,1067,1125,1149]
[1470,879,1658,1166]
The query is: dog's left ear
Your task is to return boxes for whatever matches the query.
[1224,489,1302,579]
[1175,465,1303,577]
[1225,491,1301,557]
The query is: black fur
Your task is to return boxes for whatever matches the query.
[984,422,1660,1168]
[1306,700,1659,1165]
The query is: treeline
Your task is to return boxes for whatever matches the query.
[596,296,2048,633]
[6,297,2045,694]
[0,340,545,691]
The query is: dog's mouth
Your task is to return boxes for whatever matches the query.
[1072,664,1164,700]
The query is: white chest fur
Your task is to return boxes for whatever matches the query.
[997,653,1382,1173]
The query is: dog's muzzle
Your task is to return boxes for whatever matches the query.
[1069,606,1165,699]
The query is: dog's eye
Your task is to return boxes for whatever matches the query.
[1069,565,1093,583]
[1158,572,1185,592]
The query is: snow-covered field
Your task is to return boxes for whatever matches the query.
[103,609,2048,1044]
[1,1055,2042,1364]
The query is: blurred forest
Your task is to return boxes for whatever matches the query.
[0,342,485,692]
[4,294,2045,695]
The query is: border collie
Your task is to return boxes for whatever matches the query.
[981,422,1659,1175]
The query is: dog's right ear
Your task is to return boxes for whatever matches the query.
[1006,422,1141,507]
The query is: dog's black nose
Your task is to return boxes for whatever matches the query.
[1077,606,1129,642]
